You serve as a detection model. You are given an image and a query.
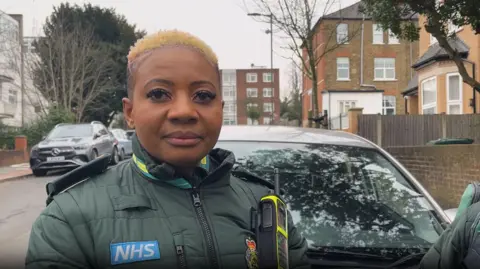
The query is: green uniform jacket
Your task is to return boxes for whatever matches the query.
[419,183,480,269]
[25,136,310,269]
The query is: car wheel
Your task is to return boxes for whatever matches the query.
[32,169,47,177]
[110,147,120,165]
[120,149,125,161]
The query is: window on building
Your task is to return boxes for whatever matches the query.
[388,30,400,44]
[247,103,258,111]
[8,89,16,104]
[246,73,257,83]
[247,88,258,97]
[263,72,273,82]
[373,24,384,44]
[382,96,396,115]
[247,118,259,125]
[336,57,350,80]
[222,85,236,98]
[223,117,236,125]
[222,73,236,84]
[447,73,462,114]
[374,58,395,80]
[264,102,274,113]
[339,100,356,114]
[263,117,272,125]
[421,77,437,114]
[336,23,348,44]
[263,88,273,97]
[223,102,236,114]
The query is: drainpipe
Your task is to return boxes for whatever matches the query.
[360,14,365,85]
[410,42,413,79]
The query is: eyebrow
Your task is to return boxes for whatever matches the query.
[144,79,216,89]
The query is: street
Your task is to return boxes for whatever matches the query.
[0,175,56,269]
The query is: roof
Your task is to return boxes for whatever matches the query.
[322,1,418,20]
[217,125,376,149]
[402,73,418,96]
[412,37,470,69]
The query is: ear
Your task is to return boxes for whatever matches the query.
[122,97,135,129]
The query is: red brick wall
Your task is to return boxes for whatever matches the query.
[0,150,29,167]
[386,144,480,209]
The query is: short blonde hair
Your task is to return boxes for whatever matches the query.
[126,30,219,97]
[127,29,218,66]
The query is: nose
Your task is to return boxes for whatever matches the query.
[167,92,198,124]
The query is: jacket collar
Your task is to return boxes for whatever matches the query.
[130,133,235,189]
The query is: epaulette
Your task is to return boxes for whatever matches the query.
[45,154,111,206]
[231,166,285,195]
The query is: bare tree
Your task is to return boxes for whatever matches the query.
[245,0,361,127]
[33,23,116,122]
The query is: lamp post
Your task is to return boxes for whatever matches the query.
[247,12,274,124]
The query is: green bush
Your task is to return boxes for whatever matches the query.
[0,107,75,149]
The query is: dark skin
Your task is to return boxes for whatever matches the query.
[122,46,224,175]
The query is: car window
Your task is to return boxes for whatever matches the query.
[215,141,443,257]
[47,124,93,138]
[112,130,125,139]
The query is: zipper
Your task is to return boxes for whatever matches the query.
[176,245,187,269]
[191,188,219,269]
[174,233,187,269]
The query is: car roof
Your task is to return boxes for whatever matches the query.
[217,125,376,148]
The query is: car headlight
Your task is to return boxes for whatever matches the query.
[74,144,88,150]
[30,146,39,155]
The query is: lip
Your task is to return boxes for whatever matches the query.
[163,131,203,147]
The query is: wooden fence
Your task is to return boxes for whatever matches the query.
[358,114,480,147]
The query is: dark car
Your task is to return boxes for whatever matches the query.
[30,121,120,176]
[215,125,450,268]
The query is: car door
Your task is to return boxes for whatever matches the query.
[122,130,133,155]
[98,125,112,155]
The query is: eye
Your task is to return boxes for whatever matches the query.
[193,90,216,103]
[146,88,171,102]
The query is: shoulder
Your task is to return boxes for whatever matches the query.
[230,167,273,197]
[46,155,131,206]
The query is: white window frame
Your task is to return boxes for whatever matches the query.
[263,72,273,82]
[263,88,273,97]
[446,73,463,114]
[339,100,356,114]
[264,102,274,113]
[382,95,396,115]
[263,117,272,125]
[373,24,384,44]
[247,118,259,125]
[246,73,257,83]
[246,88,258,97]
[336,57,350,81]
[388,29,400,44]
[222,85,236,98]
[8,89,16,104]
[421,77,437,114]
[336,23,348,44]
[374,58,396,80]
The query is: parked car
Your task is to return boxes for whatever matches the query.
[30,121,120,176]
[110,128,133,160]
[215,125,451,268]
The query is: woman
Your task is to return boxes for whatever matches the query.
[25,30,310,269]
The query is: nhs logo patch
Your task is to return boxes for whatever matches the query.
[110,241,160,265]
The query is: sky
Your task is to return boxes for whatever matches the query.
[0,0,359,98]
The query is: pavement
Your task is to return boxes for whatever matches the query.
[0,174,57,268]
[0,163,32,183]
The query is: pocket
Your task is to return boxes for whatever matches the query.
[173,233,187,269]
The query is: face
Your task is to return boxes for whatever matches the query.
[123,46,223,168]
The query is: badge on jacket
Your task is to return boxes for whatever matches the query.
[245,237,259,269]
[110,241,160,265]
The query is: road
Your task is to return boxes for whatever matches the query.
[0,175,57,269]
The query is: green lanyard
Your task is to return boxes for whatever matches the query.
[132,154,209,189]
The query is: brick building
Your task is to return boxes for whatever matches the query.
[402,13,480,114]
[301,2,419,127]
[220,68,280,125]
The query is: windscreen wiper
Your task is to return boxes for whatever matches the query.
[384,252,426,268]
[307,247,394,268]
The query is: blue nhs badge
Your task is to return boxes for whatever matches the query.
[110,241,160,265]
